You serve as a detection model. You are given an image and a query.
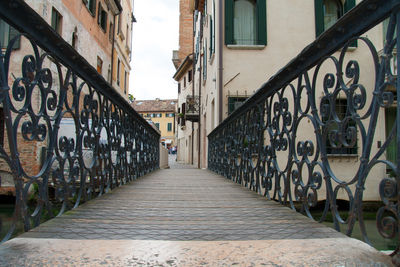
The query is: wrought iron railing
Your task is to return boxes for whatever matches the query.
[185,95,200,122]
[208,0,400,262]
[0,1,160,242]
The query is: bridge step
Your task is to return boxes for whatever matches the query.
[0,237,392,266]
[0,165,393,265]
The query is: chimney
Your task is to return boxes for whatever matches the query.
[172,50,180,69]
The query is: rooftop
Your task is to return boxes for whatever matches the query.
[132,99,177,112]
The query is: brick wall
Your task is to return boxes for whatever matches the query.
[178,0,194,64]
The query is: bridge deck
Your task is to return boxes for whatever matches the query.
[0,159,392,266]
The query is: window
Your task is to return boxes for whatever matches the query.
[167,123,172,132]
[184,76,186,88]
[178,82,181,94]
[210,0,215,57]
[225,0,266,45]
[72,27,78,49]
[228,97,247,115]
[188,70,192,83]
[51,7,62,35]
[97,56,103,74]
[117,13,122,34]
[109,22,114,41]
[195,36,200,61]
[97,3,107,32]
[203,39,207,80]
[157,113,162,118]
[83,0,96,16]
[155,123,160,129]
[117,58,120,85]
[0,19,20,50]
[315,0,355,36]
[126,24,129,47]
[321,98,357,155]
[124,71,127,94]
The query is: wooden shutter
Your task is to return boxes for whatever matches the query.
[314,0,324,37]
[256,0,267,45]
[225,0,234,45]
[209,16,213,56]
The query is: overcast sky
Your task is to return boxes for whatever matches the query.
[129,0,179,100]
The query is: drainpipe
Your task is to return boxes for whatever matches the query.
[110,14,117,87]
[191,14,196,166]
[218,0,223,123]
[197,14,203,169]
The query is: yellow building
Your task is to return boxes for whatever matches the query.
[132,99,177,148]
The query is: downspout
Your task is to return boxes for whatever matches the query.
[110,14,117,87]
[191,14,196,166]
[218,0,223,123]
[197,16,202,169]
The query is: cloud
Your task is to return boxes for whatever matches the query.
[130,0,179,100]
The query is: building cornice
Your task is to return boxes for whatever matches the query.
[173,54,193,81]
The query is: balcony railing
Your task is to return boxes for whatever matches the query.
[208,0,400,263]
[185,95,199,122]
[0,0,160,242]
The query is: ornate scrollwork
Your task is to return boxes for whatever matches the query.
[208,6,400,262]
[0,30,159,242]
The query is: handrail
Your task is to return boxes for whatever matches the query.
[208,0,400,263]
[210,0,399,135]
[0,0,160,242]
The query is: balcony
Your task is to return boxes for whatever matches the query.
[185,95,199,122]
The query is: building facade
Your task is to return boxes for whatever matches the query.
[132,99,177,149]
[0,0,133,193]
[111,0,135,99]
[174,0,394,200]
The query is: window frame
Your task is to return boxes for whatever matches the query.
[321,97,358,156]
[83,0,97,17]
[314,0,357,47]
[228,97,248,115]
[0,19,20,50]
[97,3,107,32]
[225,0,267,46]
[51,7,63,35]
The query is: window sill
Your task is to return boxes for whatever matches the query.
[227,44,266,50]
[326,154,358,158]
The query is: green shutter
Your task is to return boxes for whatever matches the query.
[225,0,234,45]
[97,4,101,25]
[256,0,267,45]
[314,0,324,37]
[168,123,172,131]
[344,0,357,47]
[0,20,7,49]
[228,97,234,114]
[209,16,213,57]
[203,39,207,80]
[344,0,355,12]
[9,26,20,50]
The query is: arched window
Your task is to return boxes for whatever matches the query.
[233,0,256,45]
[315,0,355,38]
[323,0,343,30]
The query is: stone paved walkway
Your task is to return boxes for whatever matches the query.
[0,161,393,266]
